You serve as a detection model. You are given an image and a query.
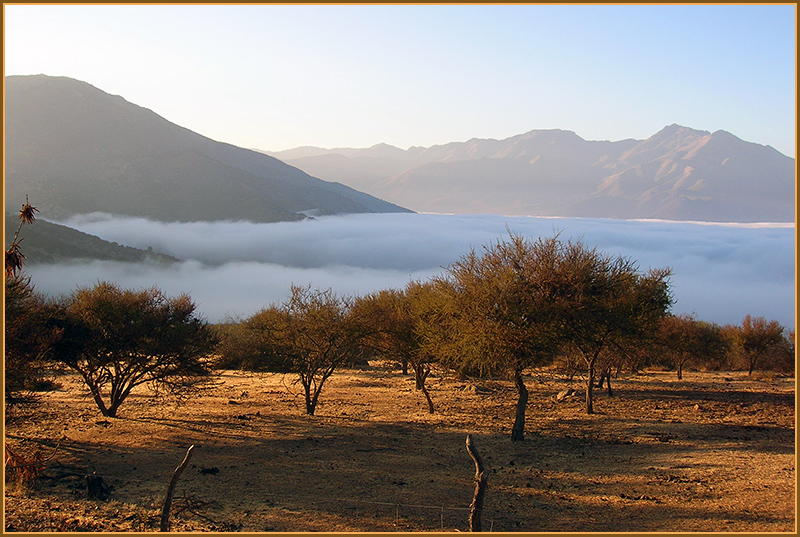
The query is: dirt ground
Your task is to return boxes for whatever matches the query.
[3,364,796,532]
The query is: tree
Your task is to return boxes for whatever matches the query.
[355,282,441,413]
[244,285,367,416]
[431,233,567,441]
[53,282,217,417]
[657,314,729,379]
[4,196,62,406]
[4,274,62,405]
[733,315,786,376]
[770,329,796,375]
[5,196,39,278]
[555,241,672,414]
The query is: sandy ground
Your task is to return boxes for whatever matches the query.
[3,365,796,532]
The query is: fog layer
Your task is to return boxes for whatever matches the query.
[28,213,795,328]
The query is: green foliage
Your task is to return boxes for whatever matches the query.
[54,282,218,417]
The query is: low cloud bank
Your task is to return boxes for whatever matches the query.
[27,213,794,327]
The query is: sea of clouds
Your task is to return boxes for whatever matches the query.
[26,213,795,328]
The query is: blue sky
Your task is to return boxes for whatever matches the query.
[4,4,796,156]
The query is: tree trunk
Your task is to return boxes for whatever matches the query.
[421,384,435,414]
[414,364,425,390]
[401,359,408,375]
[748,357,758,376]
[677,363,683,380]
[585,360,595,414]
[306,387,322,416]
[606,370,613,397]
[510,369,528,442]
[414,364,435,414]
[83,373,111,417]
[302,380,317,416]
[596,368,606,389]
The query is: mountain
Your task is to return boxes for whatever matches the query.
[5,215,179,266]
[4,75,411,223]
[266,126,795,222]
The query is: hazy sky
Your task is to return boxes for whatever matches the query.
[4,4,796,156]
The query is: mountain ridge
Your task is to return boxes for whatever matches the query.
[4,75,411,223]
[264,124,794,222]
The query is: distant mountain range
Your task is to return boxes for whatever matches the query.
[4,75,794,227]
[265,126,796,222]
[4,75,410,223]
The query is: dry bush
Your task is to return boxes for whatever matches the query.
[4,444,49,486]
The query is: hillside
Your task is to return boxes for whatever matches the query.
[4,75,411,223]
[4,215,179,266]
[266,126,795,222]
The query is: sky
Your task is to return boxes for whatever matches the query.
[3,4,796,157]
[27,213,795,329]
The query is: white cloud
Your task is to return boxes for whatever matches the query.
[31,213,794,328]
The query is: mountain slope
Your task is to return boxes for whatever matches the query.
[4,75,411,222]
[267,125,795,222]
[5,215,179,266]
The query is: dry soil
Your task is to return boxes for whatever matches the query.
[3,365,796,532]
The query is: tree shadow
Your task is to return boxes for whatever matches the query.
[7,369,795,532]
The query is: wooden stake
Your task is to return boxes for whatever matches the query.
[160,445,195,532]
[466,434,488,532]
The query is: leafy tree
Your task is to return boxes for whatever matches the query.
[352,288,410,373]
[555,241,672,414]
[431,234,567,441]
[657,314,729,379]
[730,315,786,376]
[768,329,796,375]
[4,274,62,405]
[53,282,217,417]
[355,282,442,413]
[244,285,367,416]
[213,319,273,372]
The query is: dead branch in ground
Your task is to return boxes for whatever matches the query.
[466,434,488,532]
[160,445,195,532]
